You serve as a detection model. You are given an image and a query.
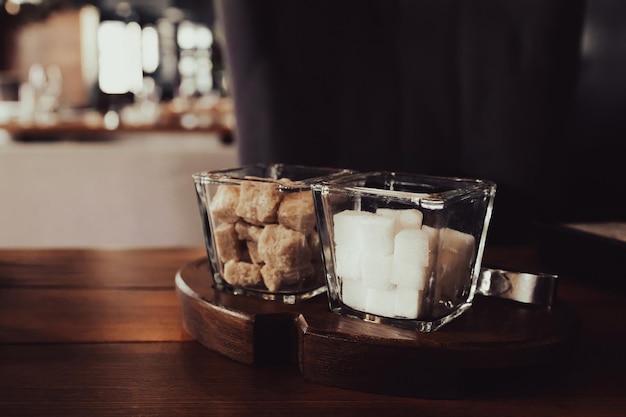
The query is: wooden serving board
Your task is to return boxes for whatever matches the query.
[176,258,581,398]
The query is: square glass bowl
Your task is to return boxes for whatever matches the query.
[193,163,352,304]
[311,171,496,331]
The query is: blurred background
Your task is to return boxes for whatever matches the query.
[0,0,239,248]
[0,0,231,131]
[1,0,624,248]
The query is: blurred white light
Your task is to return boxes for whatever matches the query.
[196,75,213,94]
[126,22,143,93]
[178,54,196,77]
[98,21,143,95]
[195,25,213,49]
[28,63,46,89]
[195,56,212,73]
[103,110,120,130]
[179,77,196,97]
[180,113,199,129]
[177,21,196,50]
[142,26,160,73]
[79,5,100,90]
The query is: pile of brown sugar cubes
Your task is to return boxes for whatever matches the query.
[209,177,323,293]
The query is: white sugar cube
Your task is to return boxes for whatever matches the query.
[394,288,422,319]
[376,208,423,233]
[437,227,475,276]
[357,213,395,255]
[439,227,475,254]
[361,253,393,290]
[334,244,362,281]
[393,228,431,265]
[341,278,369,312]
[333,210,366,246]
[333,210,395,255]
[434,228,476,302]
[391,257,430,290]
[365,287,397,318]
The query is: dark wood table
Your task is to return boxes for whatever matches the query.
[1,247,625,416]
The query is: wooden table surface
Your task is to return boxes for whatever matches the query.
[1,246,625,416]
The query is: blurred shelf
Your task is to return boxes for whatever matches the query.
[0,121,232,136]
[0,98,235,142]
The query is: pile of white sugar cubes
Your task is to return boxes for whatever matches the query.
[332,208,476,320]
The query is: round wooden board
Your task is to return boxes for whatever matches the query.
[176,258,581,398]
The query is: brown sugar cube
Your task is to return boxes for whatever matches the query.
[258,224,312,270]
[209,184,240,223]
[277,191,316,233]
[277,177,307,188]
[260,263,315,292]
[223,260,262,287]
[214,223,242,263]
[307,230,321,260]
[234,220,263,242]
[246,240,263,264]
[235,181,283,225]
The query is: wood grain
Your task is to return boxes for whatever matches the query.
[1,247,626,416]
[0,247,205,288]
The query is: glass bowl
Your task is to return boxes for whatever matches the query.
[193,163,352,304]
[312,171,496,331]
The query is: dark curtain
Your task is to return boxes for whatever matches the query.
[214,0,586,244]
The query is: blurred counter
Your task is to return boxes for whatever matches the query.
[0,132,238,248]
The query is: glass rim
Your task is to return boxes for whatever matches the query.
[311,171,497,208]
